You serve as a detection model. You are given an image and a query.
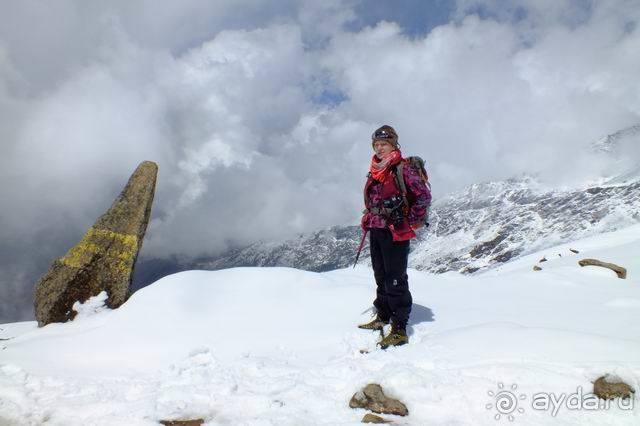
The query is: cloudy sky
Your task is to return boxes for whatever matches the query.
[1,0,639,321]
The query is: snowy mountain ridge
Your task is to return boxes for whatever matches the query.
[186,173,639,277]
[133,125,640,287]
[591,123,640,155]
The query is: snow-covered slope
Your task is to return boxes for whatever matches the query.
[591,123,640,155]
[598,125,640,186]
[2,224,640,425]
[410,175,639,273]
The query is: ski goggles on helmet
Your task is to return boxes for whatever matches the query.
[372,128,395,140]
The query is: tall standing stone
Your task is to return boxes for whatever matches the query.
[34,161,158,327]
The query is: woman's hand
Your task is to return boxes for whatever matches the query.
[361,213,370,230]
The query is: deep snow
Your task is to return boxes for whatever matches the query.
[1,225,640,425]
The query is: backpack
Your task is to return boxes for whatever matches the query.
[393,156,432,227]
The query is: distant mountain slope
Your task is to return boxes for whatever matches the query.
[133,125,640,286]
[591,123,640,155]
[410,176,640,273]
[187,176,639,275]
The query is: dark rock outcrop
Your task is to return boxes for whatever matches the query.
[159,420,204,426]
[34,161,157,326]
[578,258,627,279]
[593,375,635,400]
[349,383,408,417]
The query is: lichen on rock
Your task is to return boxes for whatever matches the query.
[593,375,635,400]
[34,161,158,327]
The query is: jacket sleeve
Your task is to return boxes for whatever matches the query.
[403,164,431,225]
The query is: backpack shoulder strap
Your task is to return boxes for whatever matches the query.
[393,162,410,213]
[394,162,408,195]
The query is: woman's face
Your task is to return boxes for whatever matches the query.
[373,140,395,159]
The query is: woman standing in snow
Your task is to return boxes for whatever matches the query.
[358,125,431,349]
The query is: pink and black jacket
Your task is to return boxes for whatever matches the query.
[362,162,432,241]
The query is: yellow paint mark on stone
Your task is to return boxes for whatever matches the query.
[61,227,139,269]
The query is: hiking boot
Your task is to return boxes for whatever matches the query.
[358,315,389,330]
[378,326,408,349]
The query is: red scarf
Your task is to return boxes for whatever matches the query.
[369,150,402,182]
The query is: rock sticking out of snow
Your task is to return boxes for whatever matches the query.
[579,258,627,279]
[362,413,392,423]
[34,161,158,327]
[159,419,204,426]
[349,383,408,417]
[593,375,635,400]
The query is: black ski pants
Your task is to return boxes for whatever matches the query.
[369,227,412,329]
